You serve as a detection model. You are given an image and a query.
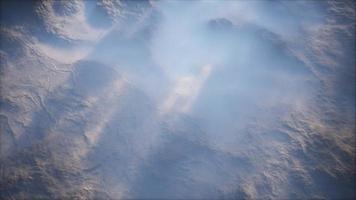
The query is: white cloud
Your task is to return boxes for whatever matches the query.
[159,64,212,115]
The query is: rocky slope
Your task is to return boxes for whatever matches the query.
[0,0,355,199]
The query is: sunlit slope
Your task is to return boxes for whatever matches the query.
[0,0,355,199]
